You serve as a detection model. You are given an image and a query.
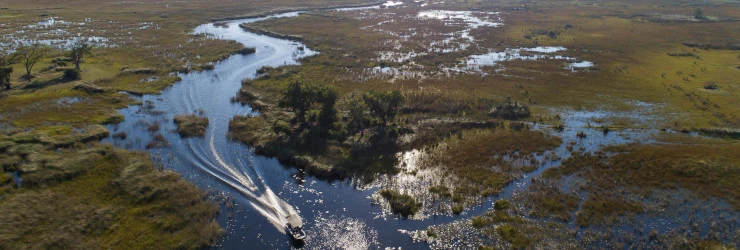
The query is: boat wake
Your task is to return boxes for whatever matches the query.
[192,122,300,232]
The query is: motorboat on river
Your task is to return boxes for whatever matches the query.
[286,214,306,241]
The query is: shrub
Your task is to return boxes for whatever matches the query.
[272,120,292,137]
[494,199,511,210]
[379,189,421,217]
[237,47,256,55]
[496,224,532,248]
[452,204,463,215]
[471,216,489,228]
[704,81,719,90]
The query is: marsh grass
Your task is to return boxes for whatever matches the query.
[496,224,532,249]
[575,194,643,227]
[174,114,209,137]
[522,180,579,222]
[421,128,561,201]
[0,140,221,249]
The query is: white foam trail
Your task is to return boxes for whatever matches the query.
[193,122,300,231]
[208,121,258,192]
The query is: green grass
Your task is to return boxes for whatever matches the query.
[496,224,532,249]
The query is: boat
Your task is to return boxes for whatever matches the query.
[286,214,306,241]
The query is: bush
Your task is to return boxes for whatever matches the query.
[490,102,531,120]
[471,216,490,228]
[704,81,719,90]
[496,224,532,248]
[452,204,463,215]
[272,120,292,137]
[63,69,81,80]
[494,199,511,210]
[379,189,421,217]
[237,47,256,55]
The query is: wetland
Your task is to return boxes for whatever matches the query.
[1,0,738,249]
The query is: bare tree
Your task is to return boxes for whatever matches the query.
[13,43,50,81]
[68,42,92,71]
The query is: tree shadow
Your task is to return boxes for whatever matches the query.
[23,76,75,90]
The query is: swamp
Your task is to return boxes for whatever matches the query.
[0,0,738,249]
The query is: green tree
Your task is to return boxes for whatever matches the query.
[0,53,12,90]
[317,85,338,126]
[347,97,369,135]
[279,80,339,126]
[280,81,314,124]
[363,90,405,126]
[68,42,92,71]
[13,43,50,81]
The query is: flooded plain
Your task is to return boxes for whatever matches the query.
[99,2,738,249]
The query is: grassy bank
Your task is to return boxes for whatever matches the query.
[0,140,221,249]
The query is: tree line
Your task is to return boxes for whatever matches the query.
[277,80,405,139]
[0,42,92,90]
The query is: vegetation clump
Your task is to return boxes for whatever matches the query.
[237,47,257,55]
[146,133,170,149]
[379,189,421,217]
[494,199,511,210]
[575,194,643,226]
[489,100,531,120]
[523,180,578,222]
[496,224,532,249]
[422,129,560,200]
[229,78,407,179]
[174,114,210,137]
